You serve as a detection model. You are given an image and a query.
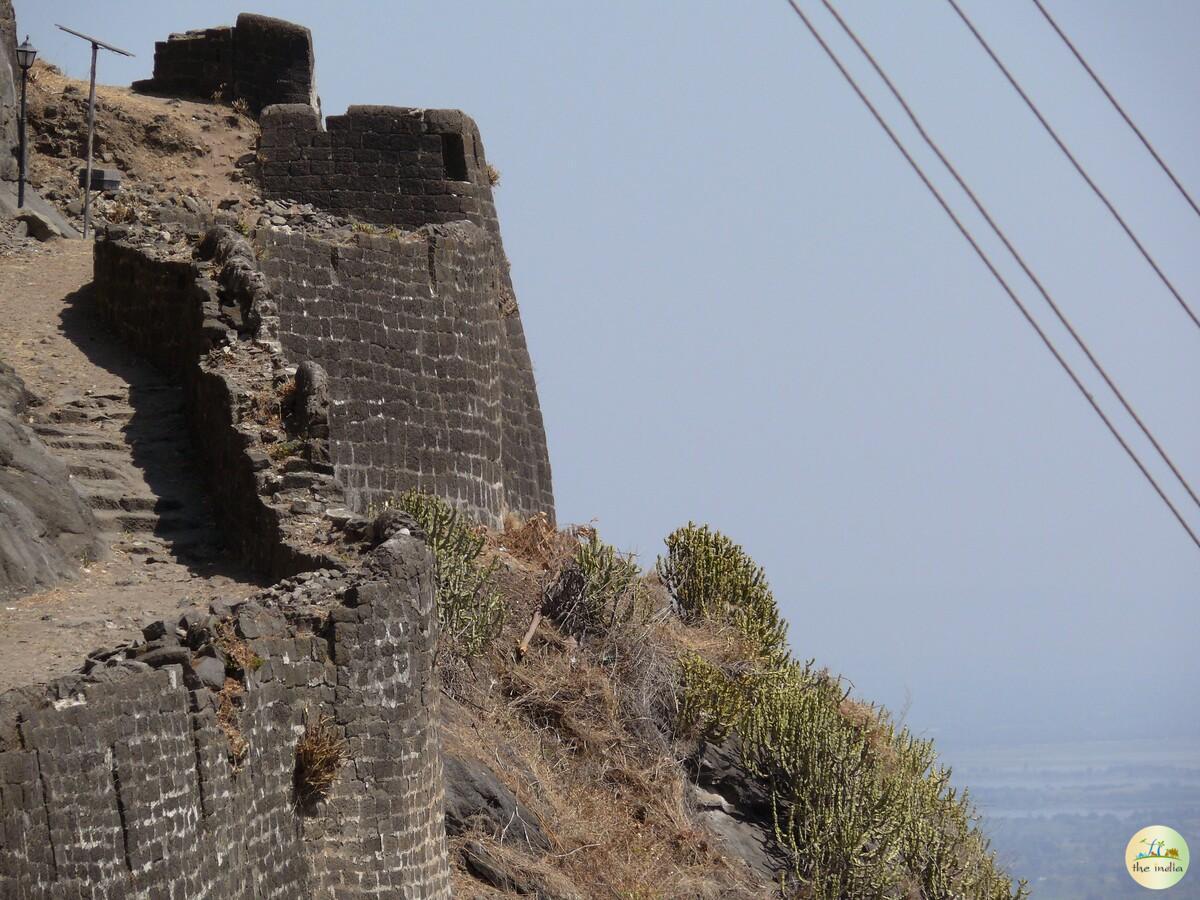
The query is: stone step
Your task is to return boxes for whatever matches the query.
[95,507,200,535]
[48,407,134,425]
[41,435,127,452]
[113,528,221,559]
[67,461,126,480]
[75,483,186,513]
[33,422,108,438]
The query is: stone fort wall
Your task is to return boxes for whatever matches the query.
[259,104,500,236]
[0,534,452,899]
[257,222,554,526]
[130,14,556,528]
[133,13,318,115]
[256,101,554,526]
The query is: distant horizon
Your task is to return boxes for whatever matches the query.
[16,0,1199,751]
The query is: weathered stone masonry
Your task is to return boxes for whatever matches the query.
[259,104,500,237]
[91,235,342,579]
[258,103,554,526]
[258,223,554,526]
[133,13,318,115]
[1,0,19,180]
[0,535,451,898]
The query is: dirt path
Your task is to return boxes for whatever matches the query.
[0,238,261,692]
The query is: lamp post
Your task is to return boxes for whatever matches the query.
[15,36,37,209]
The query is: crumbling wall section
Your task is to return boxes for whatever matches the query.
[91,234,347,578]
[133,26,234,102]
[0,535,452,899]
[257,223,554,526]
[133,14,316,115]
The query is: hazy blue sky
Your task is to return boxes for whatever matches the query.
[19,1,1199,750]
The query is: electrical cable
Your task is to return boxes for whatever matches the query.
[818,0,1200,514]
[944,0,1200,333]
[1031,0,1200,222]
[781,0,1200,551]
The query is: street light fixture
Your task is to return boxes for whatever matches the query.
[15,36,37,209]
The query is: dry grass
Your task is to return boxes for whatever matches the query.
[294,710,349,808]
[441,521,772,896]
[495,511,574,572]
[216,677,249,769]
[212,620,264,675]
[246,384,289,429]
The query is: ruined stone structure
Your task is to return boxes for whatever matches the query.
[1,0,20,180]
[133,13,318,115]
[1,10,555,898]
[91,232,346,578]
[257,103,553,524]
[259,104,500,236]
[258,223,553,525]
[0,536,451,898]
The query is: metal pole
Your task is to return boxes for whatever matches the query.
[82,42,98,239]
[17,65,27,208]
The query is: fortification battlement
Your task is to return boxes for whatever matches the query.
[259,103,501,237]
[133,13,317,115]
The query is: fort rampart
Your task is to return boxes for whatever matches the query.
[0,535,452,898]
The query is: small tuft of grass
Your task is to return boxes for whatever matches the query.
[213,620,264,675]
[266,440,303,461]
[486,163,501,187]
[293,710,349,808]
[216,677,249,770]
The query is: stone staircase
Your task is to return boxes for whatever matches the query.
[30,380,223,562]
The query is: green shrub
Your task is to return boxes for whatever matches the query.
[397,490,504,655]
[678,654,1027,899]
[656,523,787,661]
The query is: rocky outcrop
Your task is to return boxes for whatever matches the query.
[0,0,17,181]
[0,360,103,600]
[688,738,790,882]
[442,753,550,853]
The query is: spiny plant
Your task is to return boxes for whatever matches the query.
[674,570,1028,899]
[397,490,504,656]
[656,523,788,662]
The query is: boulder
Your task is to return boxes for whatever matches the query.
[14,210,61,242]
[0,361,105,600]
[688,737,790,881]
[442,752,550,852]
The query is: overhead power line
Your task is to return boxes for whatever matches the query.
[1031,0,1200,222]
[943,0,1200,334]
[780,0,1200,552]
[817,0,1200,516]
